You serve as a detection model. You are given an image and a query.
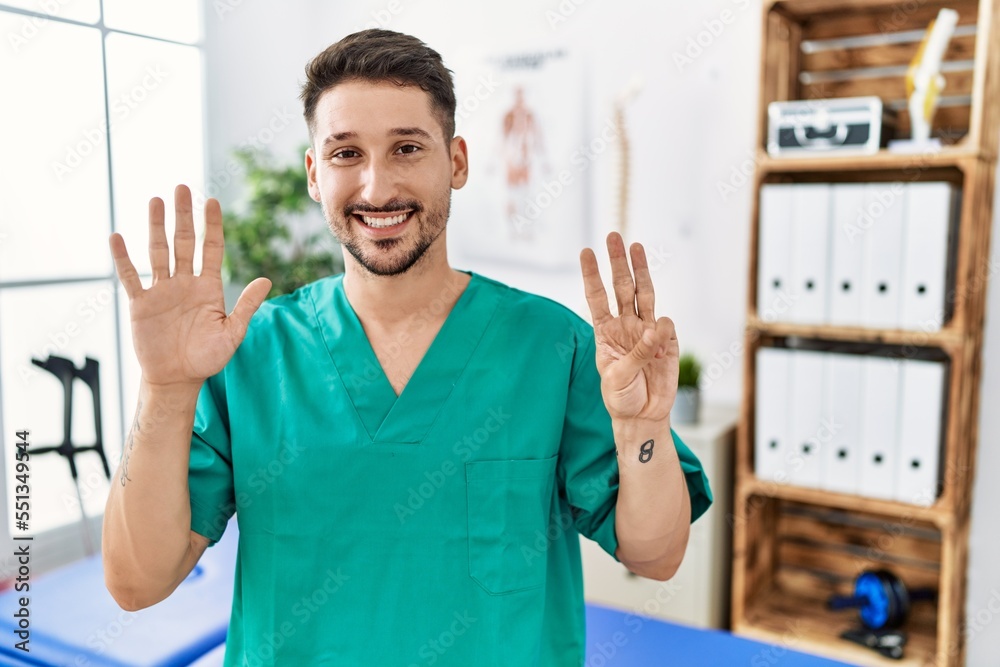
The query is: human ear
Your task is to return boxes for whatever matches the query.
[450,136,469,190]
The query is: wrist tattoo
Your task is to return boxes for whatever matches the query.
[638,439,654,463]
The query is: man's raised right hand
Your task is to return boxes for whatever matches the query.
[109,184,272,390]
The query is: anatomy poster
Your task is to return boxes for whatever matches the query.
[451,48,588,270]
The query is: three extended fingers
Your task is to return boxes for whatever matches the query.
[110,184,222,298]
[580,231,657,325]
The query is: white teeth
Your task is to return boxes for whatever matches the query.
[361,213,408,228]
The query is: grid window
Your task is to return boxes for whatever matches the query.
[0,1,205,566]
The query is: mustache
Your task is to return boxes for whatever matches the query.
[344,199,422,217]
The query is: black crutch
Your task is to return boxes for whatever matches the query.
[30,354,111,556]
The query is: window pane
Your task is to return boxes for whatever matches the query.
[0,0,100,24]
[103,0,202,44]
[0,281,124,534]
[0,16,111,282]
[105,32,207,275]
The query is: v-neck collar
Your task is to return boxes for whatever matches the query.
[311,270,503,444]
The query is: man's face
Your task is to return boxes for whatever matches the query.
[305,80,468,277]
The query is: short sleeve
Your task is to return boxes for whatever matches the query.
[556,324,714,562]
[188,372,236,547]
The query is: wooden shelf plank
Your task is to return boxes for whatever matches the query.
[801,33,978,72]
[757,147,981,174]
[737,476,954,527]
[770,0,981,32]
[745,316,966,350]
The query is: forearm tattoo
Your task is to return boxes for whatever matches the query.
[119,398,142,486]
[638,439,654,463]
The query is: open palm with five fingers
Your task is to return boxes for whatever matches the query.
[579,232,680,423]
[109,184,272,389]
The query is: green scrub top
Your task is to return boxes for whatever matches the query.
[188,270,712,667]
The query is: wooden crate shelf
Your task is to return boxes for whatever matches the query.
[759,0,999,154]
[733,495,943,666]
[738,588,938,667]
[732,1,1000,665]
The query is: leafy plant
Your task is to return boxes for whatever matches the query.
[222,145,343,299]
[677,352,702,389]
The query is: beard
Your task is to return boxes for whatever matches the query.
[321,190,451,277]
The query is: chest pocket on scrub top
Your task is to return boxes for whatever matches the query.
[465,455,559,595]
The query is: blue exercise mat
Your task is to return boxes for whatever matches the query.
[0,519,238,667]
[186,642,226,667]
[585,604,860,666]
[185,601,863,667]
[0,652,44,666]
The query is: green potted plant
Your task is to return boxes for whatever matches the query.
[672,352,702,425]
[221,145,344,307]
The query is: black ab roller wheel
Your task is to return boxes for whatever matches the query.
[827,570,936,630]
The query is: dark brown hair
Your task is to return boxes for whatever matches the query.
[300,29,456,143]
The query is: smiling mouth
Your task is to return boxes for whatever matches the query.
[353,211,413,228]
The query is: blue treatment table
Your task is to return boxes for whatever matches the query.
[187,643,226,666]
[585,604,859,666]
[0,653,41,666]
[178,604,864,667]
[0,519,238,667]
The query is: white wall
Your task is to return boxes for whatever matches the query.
[965,163,1000,665]
[203,1,999,664]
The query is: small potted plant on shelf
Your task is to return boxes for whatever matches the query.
[671,352,702,425]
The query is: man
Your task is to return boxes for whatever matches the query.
[103,29,711,666]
